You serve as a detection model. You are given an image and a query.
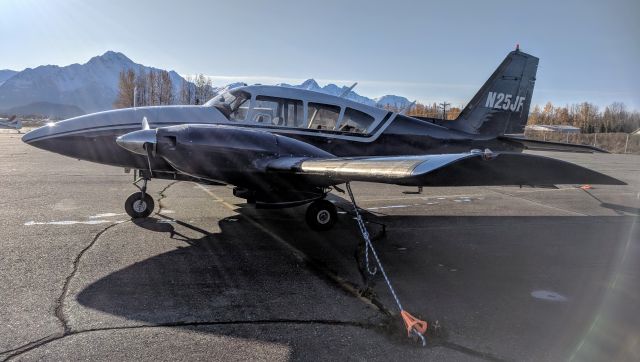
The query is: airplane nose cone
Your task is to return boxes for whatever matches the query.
[21,123,58,149]
[116,129,157,155]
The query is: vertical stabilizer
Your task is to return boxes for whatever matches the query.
[444,49,539,136]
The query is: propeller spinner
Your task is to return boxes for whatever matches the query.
[115,117,157,155]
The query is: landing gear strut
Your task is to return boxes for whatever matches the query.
[124,177,154,218]
[305,199,337,231]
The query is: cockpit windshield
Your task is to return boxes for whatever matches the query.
[205,90,251,118]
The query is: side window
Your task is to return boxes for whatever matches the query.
[307,103,340,130]
[253,96,304,127]
[339,108,375,133]
[229,97,250,121]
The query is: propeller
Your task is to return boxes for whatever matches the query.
[140,117,154,176]
[115,117,158,177]
[142,116,150,130]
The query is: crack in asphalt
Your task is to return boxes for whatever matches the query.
[1,221,127,361]
[0,182,181,360]
[156,181,179,215]
[0,319,383,361]
[2,319,506,362]
[0,334,59,357]
[55,222,126,334]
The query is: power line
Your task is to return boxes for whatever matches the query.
[438,101,450,120]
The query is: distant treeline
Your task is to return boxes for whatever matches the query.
[400,100,640,134]
[114,70,639,134]
[527,102,640,133]
[381,102,463,120]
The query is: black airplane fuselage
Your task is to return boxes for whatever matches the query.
[23,107,519,173]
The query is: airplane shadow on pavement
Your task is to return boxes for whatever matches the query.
[76,210,639,361]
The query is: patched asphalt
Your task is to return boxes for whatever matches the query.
[1,132,638,361]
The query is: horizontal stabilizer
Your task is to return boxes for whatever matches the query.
[499,136,608,153]
[267,152,625,187]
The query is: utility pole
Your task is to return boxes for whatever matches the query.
[439,101,450,120]
[624,134,629,154]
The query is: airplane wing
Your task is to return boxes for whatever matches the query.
[115,124,625,188]
[265,151,625,187]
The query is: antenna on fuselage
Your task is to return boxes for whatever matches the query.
[339,82,358,98]
[399,101,416,115]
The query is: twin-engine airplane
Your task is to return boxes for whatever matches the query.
[22,48,624,230]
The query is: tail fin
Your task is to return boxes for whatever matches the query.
[445,48,539,136]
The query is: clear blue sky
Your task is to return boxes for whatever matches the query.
[1,0,638,109]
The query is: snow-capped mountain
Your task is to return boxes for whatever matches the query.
[374,94,413,109]
[277,78,412,109]
[0,51,185,114]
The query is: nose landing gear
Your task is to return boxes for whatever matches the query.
[124,177,155,218]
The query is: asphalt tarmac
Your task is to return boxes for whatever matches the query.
[1,131,638,361]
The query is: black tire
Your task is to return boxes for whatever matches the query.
[305,200,337,231]
[124,192,155,218]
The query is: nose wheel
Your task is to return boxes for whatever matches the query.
[305,199,337,231]
[124,178,155,218]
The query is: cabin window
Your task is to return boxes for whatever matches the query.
[208,90,251,121]
[253,96,304,127]
[229,97,251,121]
[339,108,374,133]
[307,103,340,130]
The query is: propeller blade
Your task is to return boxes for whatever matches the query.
[142,116,150,130]
[145,142,154,176]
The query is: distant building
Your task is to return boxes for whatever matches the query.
[525,125,581,134]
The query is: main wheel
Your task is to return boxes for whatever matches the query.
[305,200,337,231]
[124,192,155,218]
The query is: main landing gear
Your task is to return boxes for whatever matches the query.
[125,177,155,218]
[305,199,337,231]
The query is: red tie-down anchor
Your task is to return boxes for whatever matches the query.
[401,310,428,345]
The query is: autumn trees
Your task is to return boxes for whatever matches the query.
[113,69,136,108]
[180,74,215,105]
[114,69,175,108]
[406,102,462,120]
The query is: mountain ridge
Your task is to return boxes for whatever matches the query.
[0,51,185,115]
[0,51,412,118]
